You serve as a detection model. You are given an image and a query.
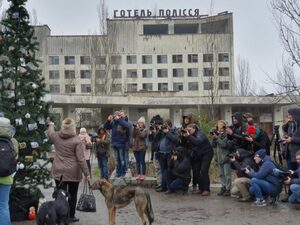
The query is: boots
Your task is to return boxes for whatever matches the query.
[217,187,226,196]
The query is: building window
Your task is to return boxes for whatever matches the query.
[127,69,138,78]
[112,84,122,92]
[203,54,213,62]
[203,81,214,90]
[80,56,91,64]
[96,84,105,93]
[157,69,168,78]
[188,54,198,63]
[188,68,198,77]
[112,70,122,79]
[173,82,183,91]
[81,84,91,93]
[157,55,168,64]
[219,67,229,76]
[127,83,137,92]
[188,82,199,91]
[81,113,92,121]
[64,70,75,79]
[65,84,76,93]
[174,24,199,34]
[173,68,184,77]
[96,56,106,64]
[96,70,106,79]
[142,83,153,91]
[110,55,122,64]
[204,68,214,76]
[127,55,137,64]
[64,56,75,65]
[49,70,59,79]
[142,55,152,64]
[142,69,152,78]
[201,19,229,34]
[218,53,229,62]
[219,81,230,90]
[158,83,168,91]
[80,70,91,79]
[172,54,183,63]
[143,24,168,35]
[49,84,60,93]
[49,56,59,65]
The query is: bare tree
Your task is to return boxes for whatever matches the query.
[270,0,300,104]
[236,55,257,96]
[89,0,119,95]
[30,9,38,25]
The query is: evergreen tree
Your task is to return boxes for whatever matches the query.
[0,0,52,196]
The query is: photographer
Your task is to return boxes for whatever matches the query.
[181,123,213,196]
[164,147,191,194]
[155,119,179,193]
[230,148,257,202]
[284,150,300,209]
[95,126,110,180]
[132,117,148,181]
[211,120,233,196]
[244,125,271,155]
[245,149,283,206]
[148,115,163,189]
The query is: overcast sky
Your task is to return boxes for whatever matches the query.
[3,0,284,93]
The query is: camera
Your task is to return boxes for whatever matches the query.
[227,153,237,158]
[209,128,219,136]
[161,124,168,130]
[133,123,137,128]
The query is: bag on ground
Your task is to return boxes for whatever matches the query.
[76,181,96,212]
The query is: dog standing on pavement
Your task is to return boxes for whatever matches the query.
[91,179,154,225]
[36,189,70,225]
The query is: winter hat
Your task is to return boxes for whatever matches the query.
[137,116,146,125]
[246,125,256,135]
[61,117,76,132]
[255,149,266,159]
[80,127,87,134]
[0,117,10,128]
[243,112,254,119]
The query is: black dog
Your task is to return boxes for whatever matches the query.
[36,189,70,225]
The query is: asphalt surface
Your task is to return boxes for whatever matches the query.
[12,182,300,225]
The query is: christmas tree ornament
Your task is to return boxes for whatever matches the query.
[25,113,31,119]
[38,117,45,124]
[17,99,26,106]
[19,142,27,149]
[16,162,25,170]
[4,90,15,98]
[31,83,37,89]
[12,12,19,19]
[20,48,26,54]
[28,122,38,131]
[28,206,36,220]
[26,62,35,69]
[20,58,26,66]
[15,118,23,126]
[30,141,39,149]
[8,46,14,51]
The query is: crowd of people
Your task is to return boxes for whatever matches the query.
[1,108,300,224]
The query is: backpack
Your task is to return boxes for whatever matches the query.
[0,137,17,177]
[271,161,289,184]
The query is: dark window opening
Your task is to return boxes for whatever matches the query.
[144,24,168,35]
[174,24,198,34]
[201,19,229,34]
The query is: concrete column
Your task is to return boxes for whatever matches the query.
[171,107,182,128]
[273,105,284,127]
[62,105,76,120]
[223,105,232,124]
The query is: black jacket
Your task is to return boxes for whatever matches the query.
[231,148,257,178]
[169,156,191,180]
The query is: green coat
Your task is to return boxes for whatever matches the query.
[212,132,231,165]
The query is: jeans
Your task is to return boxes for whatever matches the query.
[165,170,190,192]
[134,151,146,175]
[289,184,300,204]
[55,180,79,218]
[123,147,129,173]
[159,152,171,190]
[218,162,232,191]
[249,178,281,200]
[0,184,11,225]
[97,152,108,179]
[114,147,126,177]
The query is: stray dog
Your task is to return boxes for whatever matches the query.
[36,189,70,225]
[91,179,154,225]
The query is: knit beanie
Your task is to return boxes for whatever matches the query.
[80,127,87,134]
[246,125,256,135]
[0,117,10,128]
[137,116,146,125]
[255,149,266,159]
[61,117,76,132]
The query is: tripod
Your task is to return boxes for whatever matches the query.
[270,125,283,165]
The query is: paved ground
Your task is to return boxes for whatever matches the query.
[12,181,300,225]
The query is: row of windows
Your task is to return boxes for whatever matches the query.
[49,67,229,80]
[49,81,229,94]
[48,53,229,66]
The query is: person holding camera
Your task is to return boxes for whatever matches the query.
[284,150,300,210]
[164,147,191,194]
[211,120,233,196]
[245,149,283,206]
[104,111,130,178]
[78,127,92,176]
[95,126,110,180]
[230,148,257,202]
[155,119,179,192]
[132,117,148,181]
[181,123,213,196]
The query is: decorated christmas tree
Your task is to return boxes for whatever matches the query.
[0,0,53,212]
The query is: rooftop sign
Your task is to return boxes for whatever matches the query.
[113,9,203,18]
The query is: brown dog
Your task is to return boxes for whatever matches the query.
[91,179,154,225]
